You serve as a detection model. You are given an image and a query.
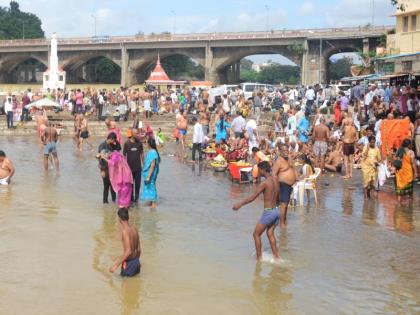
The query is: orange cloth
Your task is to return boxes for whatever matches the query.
[395,152,414,191]
[380,119,410,157]
[252,151,269,178]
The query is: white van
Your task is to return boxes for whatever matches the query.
[241,83,274,100]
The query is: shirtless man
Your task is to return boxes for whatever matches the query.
[42,122,59,171]
[312,116,330,171]
[233,161,280,261]
[325,142,343,173]
[272,143,297,228]
[342,121,358,179]
[0,151,15,185]
[109,208,141,277]
[78,116,93,151]
[73,113,82,143]
[176,109,188,151]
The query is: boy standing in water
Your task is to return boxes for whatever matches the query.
[233,161,280,261]
[109,208,141,277]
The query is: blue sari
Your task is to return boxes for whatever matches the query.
[141,149,160,202]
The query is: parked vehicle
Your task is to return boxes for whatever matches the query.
[241,82,274,100]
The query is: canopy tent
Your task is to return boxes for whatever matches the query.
[25,98,60,110]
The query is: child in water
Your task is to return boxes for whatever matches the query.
[233,161,280,262]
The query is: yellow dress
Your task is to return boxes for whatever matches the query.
[361,146,381,188]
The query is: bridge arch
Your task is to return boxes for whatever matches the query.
[130,50,205,84]
[323,46,361,83]
[0,53,48,83]
[62,54,121,84]
[212,46,303,84]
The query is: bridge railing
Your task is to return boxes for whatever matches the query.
[0,26,393,46]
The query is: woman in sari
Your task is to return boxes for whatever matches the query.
[141,138,161,208]
[215,114,231,144]
[361,136,381,198]
[394,138,417,203]
[108,151,133,208]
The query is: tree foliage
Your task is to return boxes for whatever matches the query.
[239,59,300,84]
[95,57,121,83]
[240,59,254,71]
[160,55,204,80]
[0,1,44,39]
[328,57,353,81]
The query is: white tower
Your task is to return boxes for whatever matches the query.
[43,33,66,91]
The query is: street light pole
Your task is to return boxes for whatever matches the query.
[171,10,177,34]
[91,14,97,37]
[22,21,25,39]
[265,5,270,32]
[372,0,375,27]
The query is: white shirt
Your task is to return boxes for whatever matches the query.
[193,122,204,144]
[246,119,258,146]
[4,100,13,112]
[231,116,246,133]
[305,89,315,101]
[286,115,297,136]
[365,91,374,106]
[27,92,33,102]
[222,98,230,113]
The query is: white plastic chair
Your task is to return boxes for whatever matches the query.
[298,167,321,206]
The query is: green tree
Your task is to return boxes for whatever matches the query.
[0,1,44,39]
[240,58,254,71]
[160,55,204,80]
[95,57,121,83]
[258,63,300,84]
[328,57,353,81]
[240,69,259,82]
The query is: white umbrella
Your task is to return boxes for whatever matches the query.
[25,98,60,110]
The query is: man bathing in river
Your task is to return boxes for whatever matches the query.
[109,208,141,277]
[272,143,297,228]
[42,122,60,171]
[233,161,280,261]
[0,151,15,185]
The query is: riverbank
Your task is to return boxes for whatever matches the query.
[0,112,276,137]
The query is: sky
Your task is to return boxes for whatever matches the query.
[1,0,396,64]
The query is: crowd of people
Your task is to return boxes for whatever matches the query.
[1,79,419,267]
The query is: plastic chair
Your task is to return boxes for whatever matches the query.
[298,167,322,206]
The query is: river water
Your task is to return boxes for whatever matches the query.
[0,137,419,315]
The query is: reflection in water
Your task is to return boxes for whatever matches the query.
[252,263,293,313]
[342,188,354,215]
[362,199,379,225]
[394,205,414,233]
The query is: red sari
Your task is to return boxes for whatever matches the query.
[334,101,342,126]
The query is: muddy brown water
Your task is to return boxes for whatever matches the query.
[0,137,419,315]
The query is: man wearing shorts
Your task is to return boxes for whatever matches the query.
[342,121,358,179]
[109,208,141,277]
[312,116,330,171]
[42,122,59,171]
[233,161,280,261]
[272,143,297,228]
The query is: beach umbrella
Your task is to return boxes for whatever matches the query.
[25,98,60,110]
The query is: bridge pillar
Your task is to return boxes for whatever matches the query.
[121,46,130,87]
[205,44,220,84]
[363,38,370,54]
[301,40,328,85]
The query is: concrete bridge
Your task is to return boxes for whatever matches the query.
[0,26,393,86]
